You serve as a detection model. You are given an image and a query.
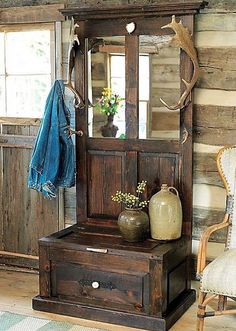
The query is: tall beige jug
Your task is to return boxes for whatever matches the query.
[149,184,182,240]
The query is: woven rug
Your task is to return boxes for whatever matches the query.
[0,311,106,331]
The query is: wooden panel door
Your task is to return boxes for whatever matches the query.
[0,120,59,268]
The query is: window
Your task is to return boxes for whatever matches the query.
[0,24,54,118]
[110,54,150,138]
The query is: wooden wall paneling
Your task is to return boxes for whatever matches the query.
[75,23,87,222]
[2,147,58,255]
[0,117,41,126]
[0,4,65,24]
[65,187,76,226]
[1,125,58,257]
[88,151,124,218]
[125,35,139,139]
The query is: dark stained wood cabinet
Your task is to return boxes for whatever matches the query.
[33,2,207,330]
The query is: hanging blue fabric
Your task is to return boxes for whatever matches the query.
[28,80,75,199]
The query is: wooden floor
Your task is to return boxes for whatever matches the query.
[0,269,236,331]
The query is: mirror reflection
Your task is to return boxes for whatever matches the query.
[139,35,180,140]
[88,35,181,140]
[88,36,126,138]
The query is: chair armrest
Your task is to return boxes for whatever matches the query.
[196,214,230,277]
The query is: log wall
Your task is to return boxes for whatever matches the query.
[192,2,236,260]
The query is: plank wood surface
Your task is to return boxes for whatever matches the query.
[0,4,65,24]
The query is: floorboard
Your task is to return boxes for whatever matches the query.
[0,270,236,330]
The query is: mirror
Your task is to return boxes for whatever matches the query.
[139,35,180,140]
[88,36,126,139]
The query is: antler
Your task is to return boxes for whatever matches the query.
[160,15,200,110]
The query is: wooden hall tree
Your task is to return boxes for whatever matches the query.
[33,2,207,330]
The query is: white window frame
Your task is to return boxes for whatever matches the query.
[0,23,56,119]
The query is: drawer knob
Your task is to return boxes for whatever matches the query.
[92,281,100,289]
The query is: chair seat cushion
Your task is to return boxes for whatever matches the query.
[201,248,236,296]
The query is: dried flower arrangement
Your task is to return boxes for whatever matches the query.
[111,180,149,209]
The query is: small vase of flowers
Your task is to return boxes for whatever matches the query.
[111,181,150,242]
[96,87,123,138]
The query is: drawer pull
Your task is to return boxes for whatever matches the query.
[92,281,100,289]
[79,279,115,290]
[86,248,108,253]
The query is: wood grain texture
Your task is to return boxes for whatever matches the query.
[194,104,236,145]
[179,15,193,240]
[2,147,58,255]
[196,48,236,90]
[194,126,236,145]
[0,117,41,126]
[0,4,65,24]
[88,151,123,217]
[138,153,179,199]
[197,67,236,90]
[62,2,205,20]
[194,104,236,129]
[1,125,58,257]
[194,152,217,173]
[193,207,226,242]
[125,35,139,139]
[198,48,236,71]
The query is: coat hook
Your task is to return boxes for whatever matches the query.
[126,22,136,34]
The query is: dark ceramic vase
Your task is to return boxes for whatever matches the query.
[118,208,149,242]
[100,114,118,138]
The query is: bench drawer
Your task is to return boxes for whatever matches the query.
[51,262,149,313]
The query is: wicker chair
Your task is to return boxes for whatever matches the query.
[196,145,236,331]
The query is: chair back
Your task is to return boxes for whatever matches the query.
[217,145,236,248]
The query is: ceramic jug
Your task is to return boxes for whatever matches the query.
[149,184,182,240]
[118,208,149,242]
